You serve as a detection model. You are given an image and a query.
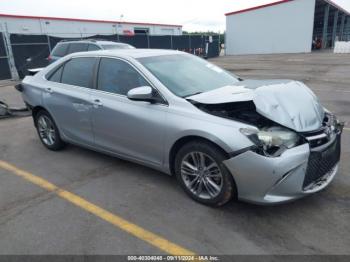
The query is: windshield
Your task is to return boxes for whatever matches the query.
[137,54,240,97]
[101,44,135,50]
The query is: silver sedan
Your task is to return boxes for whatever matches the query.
[18,49,344,206]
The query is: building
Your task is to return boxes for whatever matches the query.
[225,0,350,55]
[0,14,183,80]
[0,13,183,37]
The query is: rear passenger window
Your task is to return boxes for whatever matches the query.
[67,43,88,54]
[48,66,63,83]
[88,44,101,51]
[52,44,68,57]
[61,57,96,88]
[97,58,149,96]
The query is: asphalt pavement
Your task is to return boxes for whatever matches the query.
[0,52,349,256]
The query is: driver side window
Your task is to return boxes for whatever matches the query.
[97,58,149,96]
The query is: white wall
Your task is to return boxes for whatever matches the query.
[0,16,182,37]
[225,0,316,55]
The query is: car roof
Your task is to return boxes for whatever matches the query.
[71,49,183,59]
[95,41,132,46]
[57,40,130,46]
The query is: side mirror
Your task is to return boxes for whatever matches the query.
[127,86,155,103]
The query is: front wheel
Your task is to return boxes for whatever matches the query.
[175,141,236,207]
[35,110,65,151]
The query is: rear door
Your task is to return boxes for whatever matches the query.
[43,57,97,146]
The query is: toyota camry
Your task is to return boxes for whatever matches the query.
[17,49,344,206]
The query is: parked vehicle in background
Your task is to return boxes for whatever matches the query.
[17,49,344,207]
[48,40,135,63]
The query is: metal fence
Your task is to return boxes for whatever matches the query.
[0,33,221,79]
[0,33,12,80]
[10,34,51,78]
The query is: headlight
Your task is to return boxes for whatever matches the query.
[240,127,299,155]
[324,112,344,134]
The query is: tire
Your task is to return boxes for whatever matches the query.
[175,140,236,207]
[35,110,65,151]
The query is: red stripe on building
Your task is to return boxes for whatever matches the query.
[225,0,294,16]
[0,13,182,28]
[225,0,350,16]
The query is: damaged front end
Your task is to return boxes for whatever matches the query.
[192,100,303,157]
[187,82,344,204]
[222,119,343,205]
[221,109,343,205]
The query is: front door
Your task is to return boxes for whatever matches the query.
[91,57,166,166]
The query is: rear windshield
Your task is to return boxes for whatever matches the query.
[67,43,89,54]
[51,44,69,57]
[88,44,101,51]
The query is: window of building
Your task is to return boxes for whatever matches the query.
[134,28,150,35]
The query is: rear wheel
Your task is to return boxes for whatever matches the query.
[175,141,236,207]
[35,110,65,151]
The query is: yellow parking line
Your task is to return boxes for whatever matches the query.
[0,160,196,256]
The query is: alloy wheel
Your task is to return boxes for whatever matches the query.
[37,115,56,146]
[180,151,223,200]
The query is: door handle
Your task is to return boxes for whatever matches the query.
[93,99,103,108]
[45,87,53,94]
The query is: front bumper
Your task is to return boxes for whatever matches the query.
[223,133,342,205]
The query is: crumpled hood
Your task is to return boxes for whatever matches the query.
[187,80,325,132]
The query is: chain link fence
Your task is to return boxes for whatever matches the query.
[0,33,221,79]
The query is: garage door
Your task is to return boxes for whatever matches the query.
[0,32,11,80]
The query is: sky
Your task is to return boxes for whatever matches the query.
[0,0,350,32]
